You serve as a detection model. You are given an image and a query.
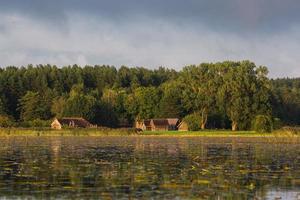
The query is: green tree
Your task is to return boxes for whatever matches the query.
[252,115,273,133]
[63,85,97,122]
[115,66,132,88]
[99,88,128,126]
[19,91,53,121]
[181,63,219,129]
[0,62,294,129]
[133,87,161,119]
[183,113,202,131]
[51,96,67,118]
[218,61,271,131]
[158,80,185,118]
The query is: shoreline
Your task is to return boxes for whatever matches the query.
[0,128,298,138]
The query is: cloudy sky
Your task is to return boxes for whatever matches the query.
[0,0,299,77]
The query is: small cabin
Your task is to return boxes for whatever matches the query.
[136,118,180,131]
[178,121,189,131]
[150,119,169,131]
[135,120,151,131]
[167,118,180,130]
[51,117,94,129]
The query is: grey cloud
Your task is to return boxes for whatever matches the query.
[0,0,299,77]
[1,0,300,32]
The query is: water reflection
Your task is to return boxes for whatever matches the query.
[0,136,299,199]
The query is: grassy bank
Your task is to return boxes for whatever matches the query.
[0,128,298,137]
[0,128,136,136]
[142,130,299,137]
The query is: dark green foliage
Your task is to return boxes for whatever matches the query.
[62,84,97,122]
[132,87,161,120]
[158,81,185,118]
[19,91,53,121]
[0,62,297,129]
[206,112,231,129]
[218,61,271,131]
[271,78,300,125]
[183,113,202,131]
[273,118,283,130]
[94,101,119,127]
[28,119,51,128]
[51,96,67,118]
[252,115,273,133]
[0,98,6,115]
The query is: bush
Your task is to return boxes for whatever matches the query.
[29,119,51,127]
[0,115,14,127]
[183,113,201,131]
[252,115,273,133]
[18,119,51,128]
[273,118,283,130]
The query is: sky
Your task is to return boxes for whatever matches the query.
[0,0,299,77]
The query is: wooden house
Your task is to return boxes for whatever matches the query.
[51,117,94,129]
[135,120,151,131]
[150,119,170,131]
[144,120,151,130]
[136,118,180,131]
[178,121,189,131]
[167,118,179,130]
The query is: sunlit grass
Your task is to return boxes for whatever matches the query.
[142,130,280,137]
[0,128,135,136]
[0,128,298,138]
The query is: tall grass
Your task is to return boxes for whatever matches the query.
[0,128,299,140]
[0,128,136,136]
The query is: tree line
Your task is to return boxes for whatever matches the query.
[0,61,299,130]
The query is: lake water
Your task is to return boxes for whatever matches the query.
[0,136,300,199]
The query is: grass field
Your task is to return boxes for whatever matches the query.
[142,130,299,137]
[0,128,135,136]
[0,128,298,138]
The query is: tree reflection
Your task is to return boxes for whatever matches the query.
[0,137,299,199]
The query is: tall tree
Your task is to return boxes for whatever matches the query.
[218,61,271,131]
[19,91,53,121]
[158,80,185,118]
[181,63,218,129]
[51,96,67,118]
[63,84,97,122]
[133,87,161,120]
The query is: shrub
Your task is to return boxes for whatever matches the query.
[29,119,51,127]
[18,119,51,128]
[0,115,14,127]
[252,115,273,133]
[273,118,283,130]
[183,113,201,131]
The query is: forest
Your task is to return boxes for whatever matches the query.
[0,60,299,131]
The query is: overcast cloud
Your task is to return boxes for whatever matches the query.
[0,0,299,77]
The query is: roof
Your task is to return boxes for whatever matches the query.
[167,118,179,126]
[57,117,92,128]
[151,119,169,127]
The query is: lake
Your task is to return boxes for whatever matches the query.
[0,136,300,199]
